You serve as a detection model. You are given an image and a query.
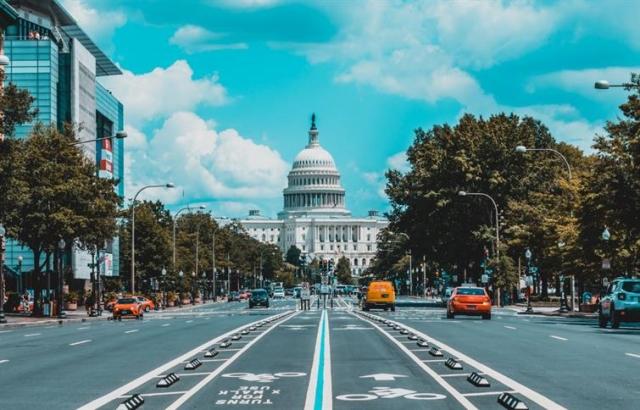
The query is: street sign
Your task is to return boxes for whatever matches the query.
[481,274,489,284]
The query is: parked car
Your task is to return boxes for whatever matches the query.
[112,297,144,320]
[285,288,294,297]
[135,296,155,312]
[228,291,240,302]
[446,287,492,320]
[273,288,285,299]
[362,281,396,311]
[249,289,270,309]
[599,278,640,329]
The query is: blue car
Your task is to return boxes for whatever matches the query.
[599,278,640,328]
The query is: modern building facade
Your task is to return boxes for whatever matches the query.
[239,116,388,277]
[2,0,124,280]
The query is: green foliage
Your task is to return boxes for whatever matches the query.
[0,72,38,138]
[336,256,352,284]
[285,245,302,266]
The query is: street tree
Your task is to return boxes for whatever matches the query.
[335,256,352,284]
[285,245,302,267]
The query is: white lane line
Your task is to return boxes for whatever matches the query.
[77,327,90,330]
[0,359,9,364]
[165,312,299,410]
[124,329,139,334]
[162,323,170,327]
[440,373,474,378]
[550,335,568,341]
[70,339,92,346]
[354,313,477,410]
[504,326,517,330]
[185,320,193,323]
[464,390,516,397]
[625,353,640,359]
[77,311,292,410]
[0,330,13,334]
[422,359,446,363]
[304,309,332,410]
[375,314,567,410]
[24,333,41,337]
[118,391,188,398]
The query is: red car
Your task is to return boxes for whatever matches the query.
[446,287,492,320]
[112,297,144,320]
[239,291,251,300]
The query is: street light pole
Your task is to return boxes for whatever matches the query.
[131,183,174,294]
[594,80,640,90]
[69,131,127,146]
[0,224,7,323]
[458,191,501,302]
[212,230,216,302]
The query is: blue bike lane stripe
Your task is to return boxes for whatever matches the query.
[304,309,332,410]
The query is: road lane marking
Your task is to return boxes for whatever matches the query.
[464,390,516,397]
[78,311,293,410]
[373,314,567,410]
[0,360,9,364]
[162,323,170,327]
[77,327,90,330]
[118,391,188,398]
[70,339,92,346]
[625,353,640,359]
[440,373,474,378]
[304,308,332,410]
[186,320,193,323]
[504,326,517,330]
[421,359,446,363]
[0,330,13,334]
[354,313,477,410]
[550,335,568,341]
[24,333,41,337]
[165,311,299,410]
[125,329,139,334]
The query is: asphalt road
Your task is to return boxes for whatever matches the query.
[1,296,638,409]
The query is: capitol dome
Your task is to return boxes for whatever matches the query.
[278,114,351,219]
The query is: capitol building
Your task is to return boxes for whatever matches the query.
[238,115,388,277]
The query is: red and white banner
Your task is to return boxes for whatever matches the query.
[98,138,113,179]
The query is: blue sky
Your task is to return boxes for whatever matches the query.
[63,0,640,218]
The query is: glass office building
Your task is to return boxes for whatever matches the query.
[2,0,125,281]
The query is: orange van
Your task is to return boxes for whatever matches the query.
[363,281,396,311]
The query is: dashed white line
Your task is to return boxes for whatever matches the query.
[70,339,92,346]
[24,333,41,337]
[0,359,9,364]
[118,391,187,398]
[504,326,517,330]
[77,327,90,330]
[185,320,193,323]
[625,353,640,359]
[550,335,568,341]
[162,323,170,327]
[124,329,139,334]
[0,330,13,334]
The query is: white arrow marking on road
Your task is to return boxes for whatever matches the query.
[70,339,92,346]
[360,373,408,381]
[549,335,567,341]
[625,353,640,359]
[125,329,139,334]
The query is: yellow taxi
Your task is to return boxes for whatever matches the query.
[362,281,396,311]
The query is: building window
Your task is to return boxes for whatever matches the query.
[353,245,357,251]
[262,234,266,241]
[367,234,371,241]
[320,245,324,250]
[362,258,366,266]
[302,245,306,251]
[330,245,334,251]
[354,259,358,266]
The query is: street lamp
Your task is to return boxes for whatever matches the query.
[172,205,206,274]
[602,227,611,241]
[178,270,184,307]
[594,80,639,90]
[458,191,501,302]
[161,267,167,310]
[17,255,23,295]
[515,145,572,180]
[70,131,127,146]
[57,238,66,319]
[131,183,175,294]
[0,224,7,323]
[191,271,196,305]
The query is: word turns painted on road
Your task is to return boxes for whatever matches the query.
[216,386,280,406]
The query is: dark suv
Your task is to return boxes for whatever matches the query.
[599,278,640,328]
[249,289,269,309]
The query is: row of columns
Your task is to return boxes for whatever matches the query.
[284,192,344,208]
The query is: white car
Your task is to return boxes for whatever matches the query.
[273,288,285,298]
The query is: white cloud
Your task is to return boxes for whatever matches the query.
[387,151,409,173]
[528,66,640,102]
[100,60,228,127]
[211,0,281,9]
[125,111,289,206]
[60,0,126,44]
[169,25,248,54]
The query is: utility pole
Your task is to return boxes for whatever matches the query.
[212,230,216,302]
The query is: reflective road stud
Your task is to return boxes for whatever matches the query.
[467,372,490,387]
[184,358,202,370]
[400,329,409,335]
[231,334,241,340]
[156,373,180,388]
[408,334,418,340]
[445,358,463,370]
[498,392,529,410]
[116,394,144,410]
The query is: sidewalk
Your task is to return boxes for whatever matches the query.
[503,304,597,318]
[0,299,226,330]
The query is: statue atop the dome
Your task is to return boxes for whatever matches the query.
[311,113,317,130]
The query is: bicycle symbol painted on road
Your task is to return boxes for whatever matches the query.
[222,372,306,383]
[336,387,446,401]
